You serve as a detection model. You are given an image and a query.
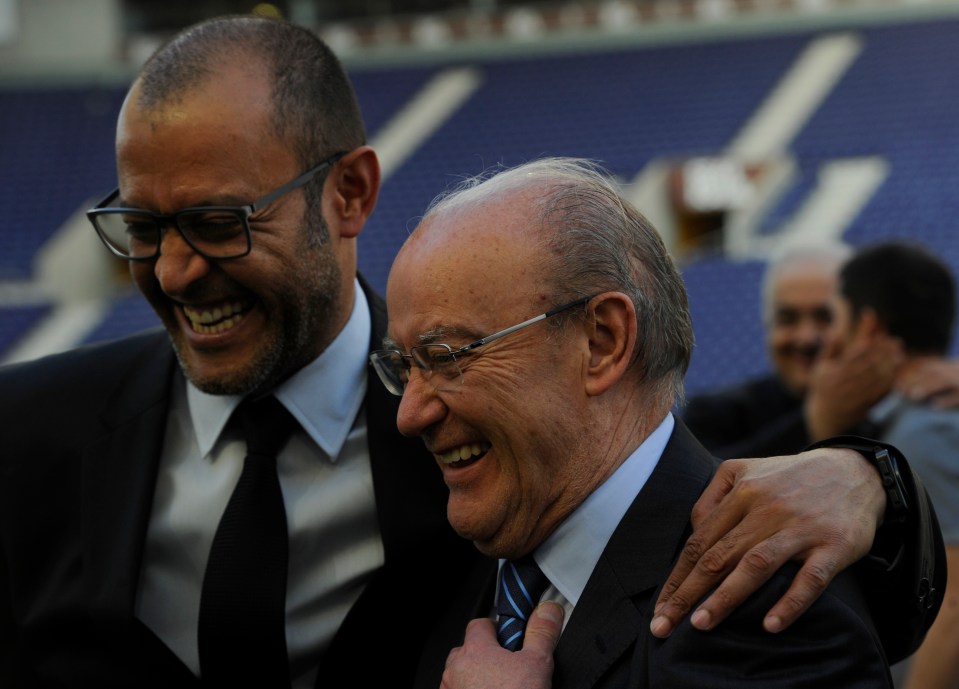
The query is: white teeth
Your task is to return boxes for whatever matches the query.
[183,301,248,333]
[439,442,490,465]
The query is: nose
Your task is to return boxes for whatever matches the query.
[396,370,447,438]
[152,227,213,296]
[793,315,827,349]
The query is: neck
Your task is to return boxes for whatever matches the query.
[586,388,671,488]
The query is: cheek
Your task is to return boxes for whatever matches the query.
[130,261,153,288]
[130,262,168,312]
[769,328,794,352]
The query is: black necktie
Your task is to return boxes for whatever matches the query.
[198,395,297,687]
[495,556,550,651]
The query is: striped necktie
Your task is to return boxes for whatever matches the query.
[495,556,550,651]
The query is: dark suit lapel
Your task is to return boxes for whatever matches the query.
[82,333,177,630]
[361,276,450,556]
[554,420,719,689]
[319,279,487,687]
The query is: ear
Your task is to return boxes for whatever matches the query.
[854,306,884,338]
[584,292,637,397]
[326,146,380,239]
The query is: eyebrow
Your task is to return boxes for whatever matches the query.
[116,191,254,211]
[381,324,479,351]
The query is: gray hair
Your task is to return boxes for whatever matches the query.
[761,241,853,325]
[422,157,694,406]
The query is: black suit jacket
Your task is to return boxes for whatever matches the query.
[681,374,811,460]
[681,375,946,663]
[415,422,901,689]
[681,374,885,461]
[0,281,483,688]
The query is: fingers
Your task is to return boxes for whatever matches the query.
[690,531,790,631]
[522,602,565,656]
[651,461,754,638]
[651,449,881,639]
[441,608,562,689]
[459,616,499,648]
[671,528,842,636]
[687,459,741,530]
[928,389,959,409]
[761,552,840,632]
[806,333,903,439]
[651,514,780,638]
[898,358,959,409]
[452,605,563,653]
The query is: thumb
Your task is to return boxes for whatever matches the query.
[521,601,564,655]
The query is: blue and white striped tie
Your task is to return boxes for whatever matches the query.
[495,556,550,651]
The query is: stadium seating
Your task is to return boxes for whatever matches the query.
[2,15,957,397]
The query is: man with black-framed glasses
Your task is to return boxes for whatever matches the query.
[0,14,944,689]
[0,15,484,689]
[86,152,347,262]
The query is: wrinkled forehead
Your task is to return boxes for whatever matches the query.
[386,195,545,337]
[769,261,838,310]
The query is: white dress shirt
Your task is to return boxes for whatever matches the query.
[505,413,674,630]
[136,282,382,688]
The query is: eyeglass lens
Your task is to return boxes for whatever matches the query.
[373,345,464,396]
[93,209,252,259]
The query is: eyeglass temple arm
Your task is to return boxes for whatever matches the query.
[459,314,548,354]
[251,151,348,212]
[457,295,594,355]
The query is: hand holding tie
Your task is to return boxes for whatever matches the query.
[440,602,565,689]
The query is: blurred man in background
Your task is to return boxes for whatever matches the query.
[0,15,945,689]
[374,158,903,688]
[683,241,959,459]
[830,240,959,689]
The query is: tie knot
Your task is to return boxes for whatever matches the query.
[236,395,298,457]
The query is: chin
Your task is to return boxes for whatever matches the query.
[174,347,265,396]
[448,509,494,545]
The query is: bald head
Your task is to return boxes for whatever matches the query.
[761,241,852,396]
[399,157,693,405]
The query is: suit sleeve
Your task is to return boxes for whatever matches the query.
[805,436,947,664]
[681,384,813,460]
[1,546,15,685]
[647,564,892,688]
[683,397,811,459]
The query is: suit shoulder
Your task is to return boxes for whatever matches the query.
[0,328,171,405]
[649,563,891,687]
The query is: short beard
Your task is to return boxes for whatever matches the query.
[173,211,342,397]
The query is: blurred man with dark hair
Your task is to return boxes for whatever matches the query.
[0,15,947,688]
[832,240,959,689]
[683,240,959,459]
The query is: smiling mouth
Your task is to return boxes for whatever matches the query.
[182,300,252,335]
[438,442,491,467]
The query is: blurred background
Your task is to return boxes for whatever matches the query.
[2,0,958,397]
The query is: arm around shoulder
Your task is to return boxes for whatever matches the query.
[805,435,947,664]
[649,562,893,688]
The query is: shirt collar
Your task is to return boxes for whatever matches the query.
[532,412,675,606]
[188,280,371,460]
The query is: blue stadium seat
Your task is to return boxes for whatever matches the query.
[4,15,959,393]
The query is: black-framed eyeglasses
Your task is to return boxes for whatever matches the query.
[85,151,347,261]
[369,294,597,397]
